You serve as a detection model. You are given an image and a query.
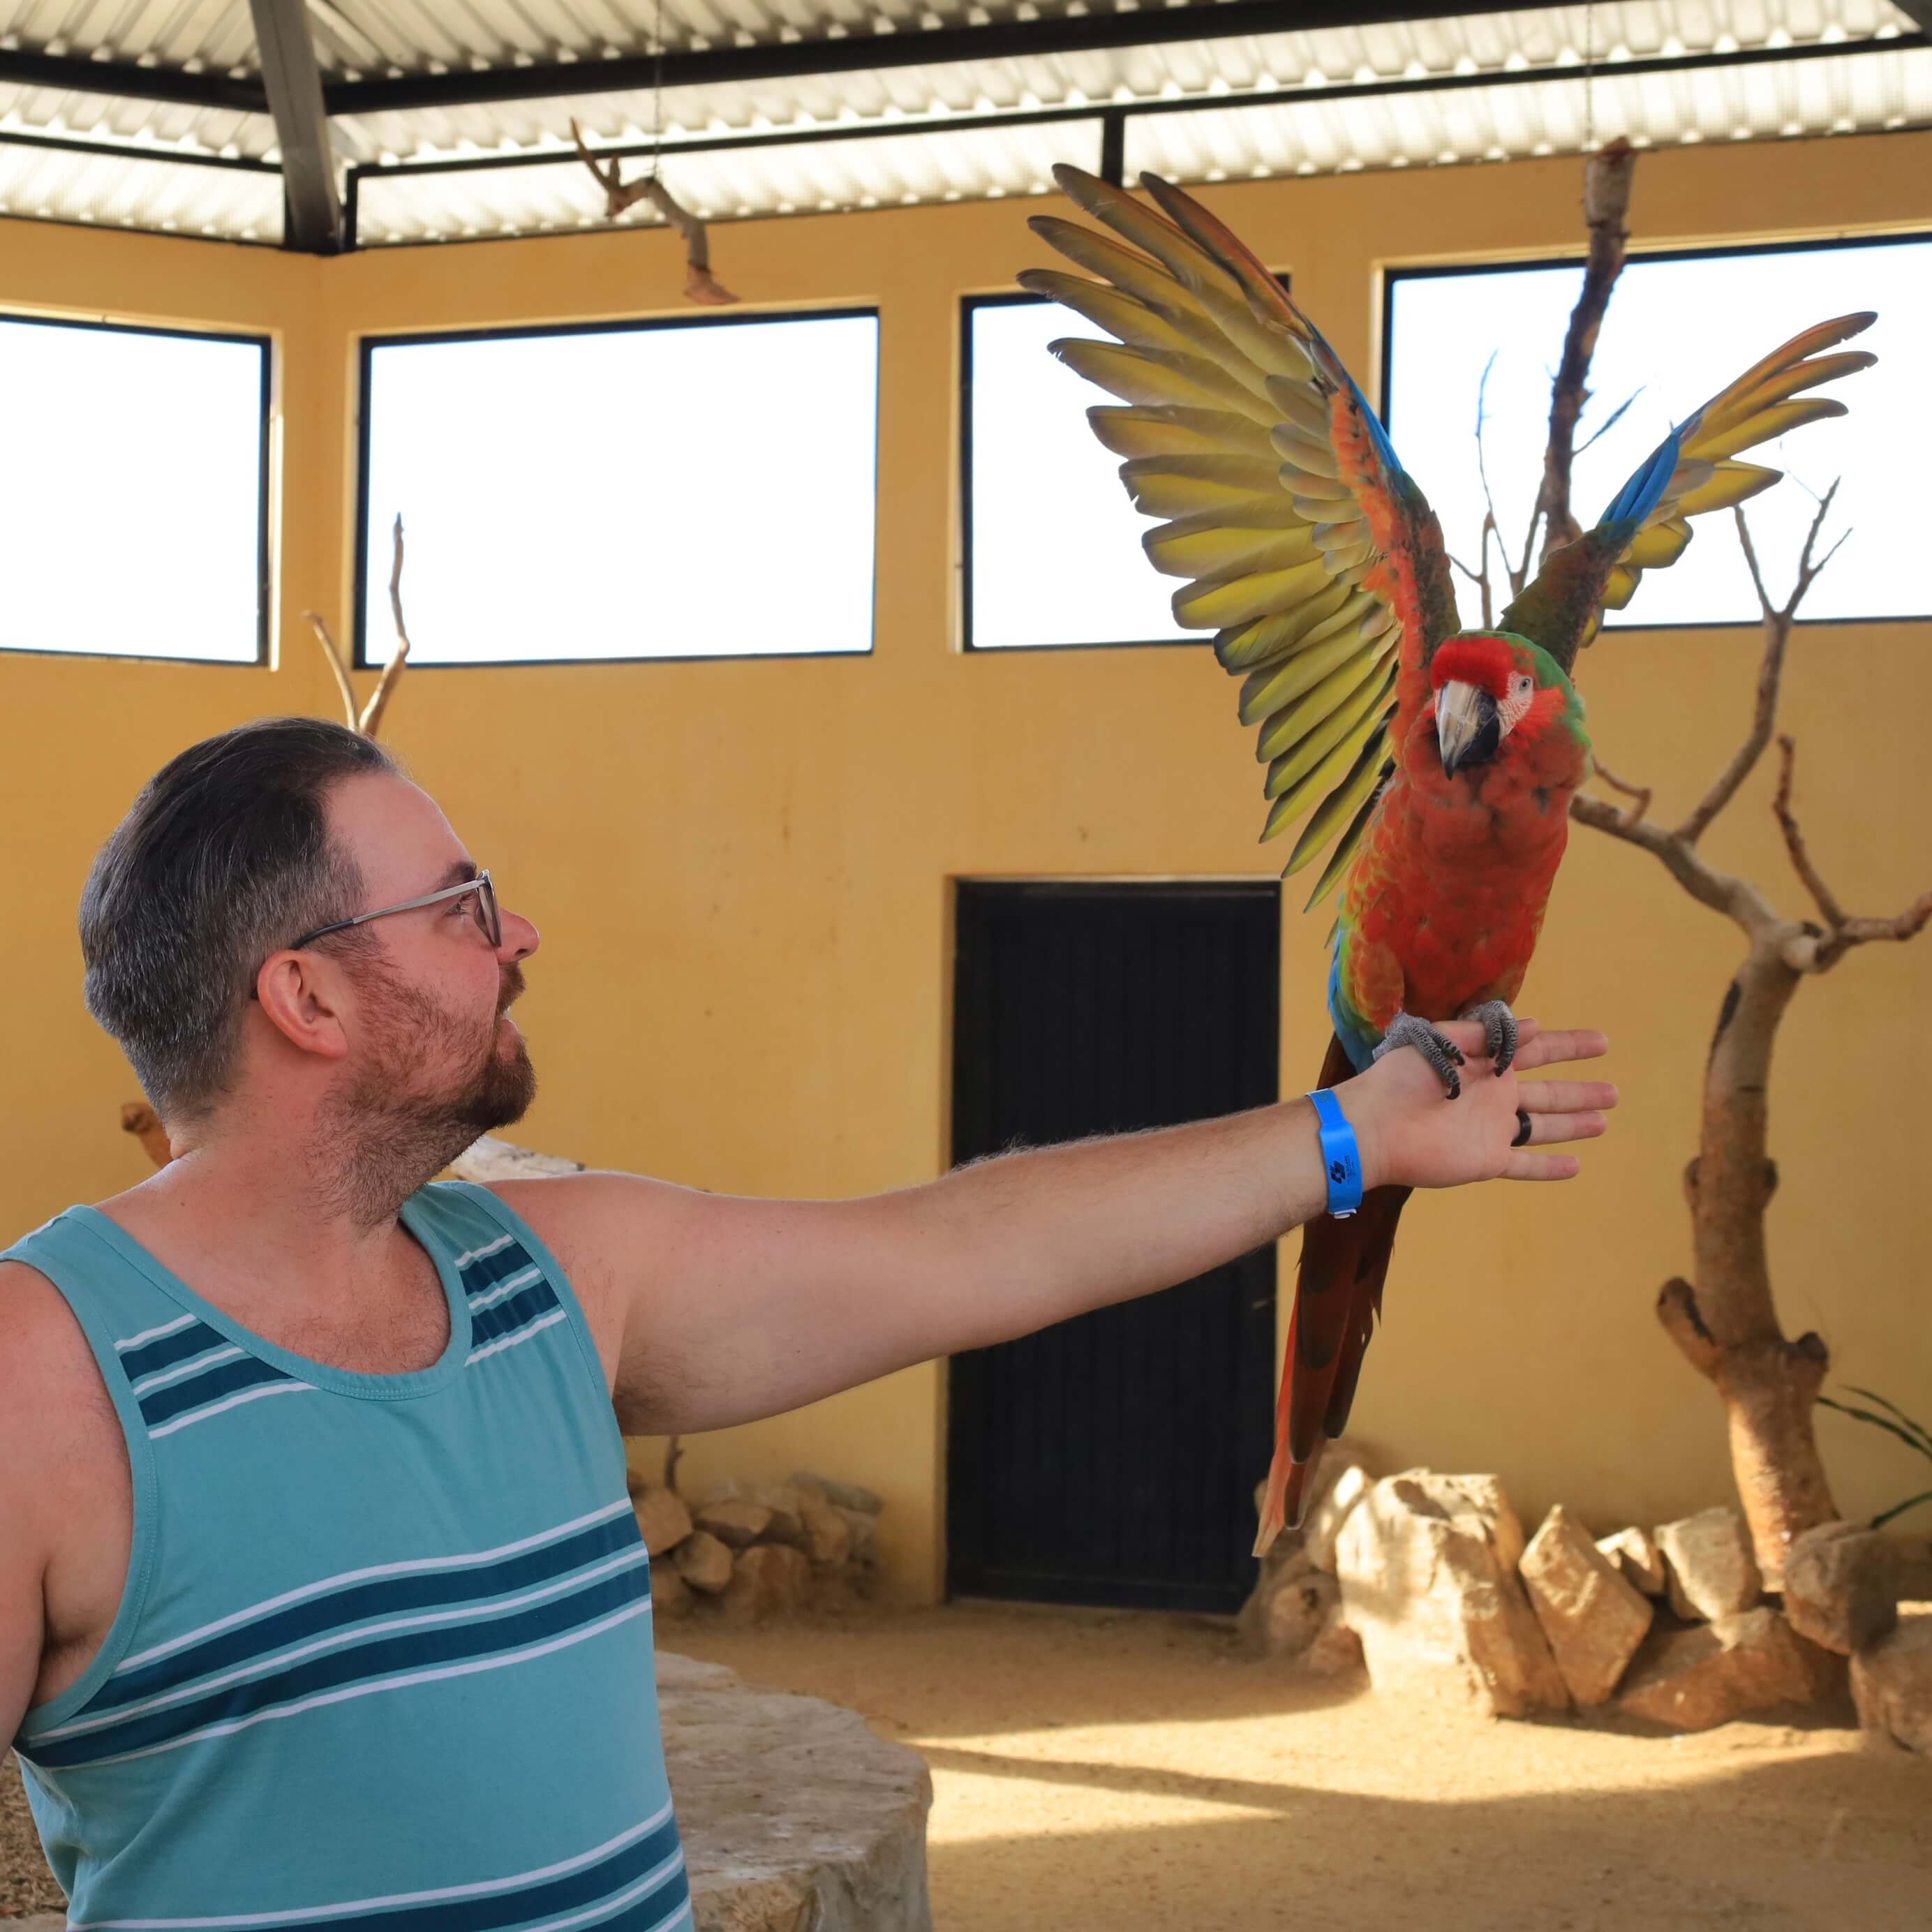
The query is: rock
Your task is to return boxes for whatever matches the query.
[1656,1506,1761,1621]
[791,1470,884,1515]
[1781,1521,1900,1656]
[743,1486,809,1551]
[1596,1526,1667,1597]
[678,1529,736,1594]
[653,1565,695,1619]
[796,1487,854,1568]
[1303,1600,1367,1678]
[724,1543,815,1623]
[1617,1607,1843,1730]
[656,1650,932,1931]
[1520,1505,1655,1706]
[1335,1470,1568,1717]
[634,1485,696,1556]
[697,1500,775,1550]
[834,1506,878,1565]
[1240,1550,1335,1658]
[1850,1603,1932,1755]
[1307,1463,1374,1575]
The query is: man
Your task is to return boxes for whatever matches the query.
[1,718,1614,1923]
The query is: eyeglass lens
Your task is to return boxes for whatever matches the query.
[475,875,501,949]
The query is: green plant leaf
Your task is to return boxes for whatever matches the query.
[1871,1489,1932,1531]
[1841,1386,1932,1456]
[1818,1397,1932,1466]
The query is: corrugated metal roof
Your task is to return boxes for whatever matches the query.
[0,0,1921,243]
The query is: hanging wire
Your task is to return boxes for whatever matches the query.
[644,0,667,184]
[1582,0,1598,153]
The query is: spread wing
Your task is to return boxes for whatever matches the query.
[1021,165,1461,905]
[1501,313,1878,671]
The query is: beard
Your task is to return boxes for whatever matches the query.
[321,958,537,1228]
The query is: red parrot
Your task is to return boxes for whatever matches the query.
[1022,166,1875,1552]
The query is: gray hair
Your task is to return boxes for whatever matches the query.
[80,717,401,1122]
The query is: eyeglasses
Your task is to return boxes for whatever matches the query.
[250,869,502,1001]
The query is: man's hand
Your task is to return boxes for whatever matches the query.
[1344,1018,1615,1192]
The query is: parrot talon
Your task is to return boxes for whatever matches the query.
[1372,1010,1466,1099]
[1461,999,1519,1076]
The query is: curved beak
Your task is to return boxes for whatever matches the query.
[1436,680,1501,776]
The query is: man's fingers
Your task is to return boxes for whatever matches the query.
[1511,1027,1610,1072]
[1521,1080,1619,1117]
[1515,1108,1609,1147]
[1504,1152,1584,1181]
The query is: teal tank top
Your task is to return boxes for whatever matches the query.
[6,1180,688,1931]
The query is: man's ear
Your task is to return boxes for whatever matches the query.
[253,953,352,1062]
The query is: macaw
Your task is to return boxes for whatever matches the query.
[1021,165,1875,1554]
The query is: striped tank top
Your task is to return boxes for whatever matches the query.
[7,1180,688,1931]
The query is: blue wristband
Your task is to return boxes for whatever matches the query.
[1307,1088,1364,1219]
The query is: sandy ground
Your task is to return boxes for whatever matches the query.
[6,1601,1929,1927]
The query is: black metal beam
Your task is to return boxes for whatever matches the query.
[322,0,1562,117]
[249,0,343,251]
[0,46,266,113]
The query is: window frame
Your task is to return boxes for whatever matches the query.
[351,304,882,671]
[1378,228,1932,632]
[0,310,272,667]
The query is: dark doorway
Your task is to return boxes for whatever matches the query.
[946,880,1280,1614]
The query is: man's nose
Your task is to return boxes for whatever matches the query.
[499,909,541,962]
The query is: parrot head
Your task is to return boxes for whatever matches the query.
[1428,632,1580,778]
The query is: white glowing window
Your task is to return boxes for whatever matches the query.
[0,315,267,662]
[1384,239,1932,626]
[964,295,1196,652]
[358,311,879,664]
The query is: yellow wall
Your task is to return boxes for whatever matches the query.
[3,135,1929,1602]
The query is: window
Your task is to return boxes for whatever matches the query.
[963,294,1196,652]
[1383,237,1931,627]
[357,311,878,666]
[0,315,268,662]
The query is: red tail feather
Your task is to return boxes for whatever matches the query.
[1254,1036,1411,1556]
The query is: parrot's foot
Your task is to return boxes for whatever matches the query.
[1460,999,1519,1076]
[1372,1010,1466,1099]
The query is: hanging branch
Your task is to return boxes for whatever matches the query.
[301,514,411,741]
[1571,497,1932,1576]
[570,119,738,306]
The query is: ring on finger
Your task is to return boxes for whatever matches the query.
[1512,1110,1533,1148]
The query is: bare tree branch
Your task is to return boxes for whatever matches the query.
[1570,792,1781,936]
[304,609,358,729]
[1770,735,1847,931]
[1533,136,1636,564]
[354,514,413,739]
[1574,387,1642,457]
[570,118,739,305]
[1589,755,1652,828]
[1673,486,1843,845]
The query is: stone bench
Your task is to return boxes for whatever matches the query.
[17,1654,932,1932]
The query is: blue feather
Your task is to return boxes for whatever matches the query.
[1326,941,1383,1073]
[1594,422,1684,531]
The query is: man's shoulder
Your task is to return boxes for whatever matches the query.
[0,1256,117,1465]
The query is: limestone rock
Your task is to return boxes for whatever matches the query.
[1520,1505,1654,1706]
[1307,1464,1374,1575]
[653,1565,695,1619]
[743,1485,808,1550]
[791,1470,884,1515]
[1850,1603,1932,1755]
[678,1529,736,1594]
[1617,1607,1843,1730]
[1657,1506,1761,1621]
[1781,1521,1899,1656]
[833,1504,878,1566]
[655,1649,932,1931]
[1335,1470,1568,1717]
[796,1487,854,1568]
[724,1543,815,1623]
[1596,1526,1667,1597]
[1303,1600,1367,1679]
[634,1485,696,1556]
[697,1499,775,1550]
[1239,1550,1335,1658]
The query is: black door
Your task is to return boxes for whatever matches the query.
[946,881,1279,1614]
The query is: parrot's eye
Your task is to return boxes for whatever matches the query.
[1513,675,1533,697]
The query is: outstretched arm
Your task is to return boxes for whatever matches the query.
[502,1020,1613,1437]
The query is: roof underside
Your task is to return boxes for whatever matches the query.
[0,0,1922,245]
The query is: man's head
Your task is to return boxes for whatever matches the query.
[82,718,540,1177]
